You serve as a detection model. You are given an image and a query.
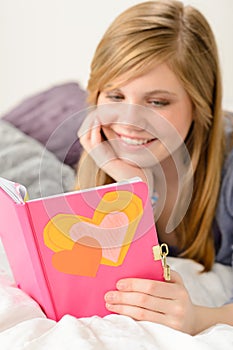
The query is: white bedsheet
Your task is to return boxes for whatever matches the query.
[0,242,233,350]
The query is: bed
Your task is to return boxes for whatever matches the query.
[0,83,233,349]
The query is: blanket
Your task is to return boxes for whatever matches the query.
[0,249,233,349]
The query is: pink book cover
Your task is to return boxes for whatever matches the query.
[0,177,164,321]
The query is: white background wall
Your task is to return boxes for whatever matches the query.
[1,0,233,115]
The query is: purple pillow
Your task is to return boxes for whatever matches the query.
[2,82,87,167]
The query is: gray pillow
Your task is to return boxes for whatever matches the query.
[2,82,87,168]
[0,120,75,199]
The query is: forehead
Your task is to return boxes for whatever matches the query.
[103,63,185,95]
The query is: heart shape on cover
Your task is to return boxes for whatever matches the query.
[43,190,144,276]
[52,236,102,277]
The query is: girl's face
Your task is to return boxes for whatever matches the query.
[97,63,193,168]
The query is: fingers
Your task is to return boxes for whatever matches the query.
[77,105,116,143]
[169,270,184,285]
[104,276,181,318]
[91,123,102,146]
[106,302,168,324]
[78,111,115,167]
[105,290,174,315]
[77,110,96,140]
[104,274,193,332]
[115,274,184,299]
[78,115,117,171]
[78,111,101,150]
[105,296,191,332]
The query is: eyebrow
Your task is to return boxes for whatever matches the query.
[104,86,177,97]
[144,90,177,97]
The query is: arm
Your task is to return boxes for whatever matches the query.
[104,271,233,335]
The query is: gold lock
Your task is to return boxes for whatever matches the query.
[152,243,171,281]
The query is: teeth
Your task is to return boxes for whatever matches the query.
[120,136,152,145]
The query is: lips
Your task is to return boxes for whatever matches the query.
[116,132,156,147]
[120,135,155,145]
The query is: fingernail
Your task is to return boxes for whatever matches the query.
[105,292,115,302]
[116,280,126,290]
[105,303,114,310]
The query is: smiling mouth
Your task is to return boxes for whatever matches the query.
[119,134,156,146]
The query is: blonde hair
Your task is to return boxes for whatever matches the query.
[77,0,225,270]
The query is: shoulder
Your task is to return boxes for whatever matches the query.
[213,115,233,265]
[224,111,233,152]
[222,112,233,185]
[219,116,233,218]
[221,148,233,211]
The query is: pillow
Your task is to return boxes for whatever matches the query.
[0,120,75,199]
[2,82,87,168]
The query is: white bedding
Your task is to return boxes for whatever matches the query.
[0,242,233,350]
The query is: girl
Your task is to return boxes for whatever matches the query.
[76,0,233,335]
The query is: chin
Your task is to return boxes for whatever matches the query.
[117,154,159,168]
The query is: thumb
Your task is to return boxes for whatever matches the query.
[169,269,185,285]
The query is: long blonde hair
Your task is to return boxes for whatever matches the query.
[77,0,225,270]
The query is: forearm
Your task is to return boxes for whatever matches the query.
[193,303,233,335]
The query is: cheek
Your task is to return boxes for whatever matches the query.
[178,111,193,140]
[163,106,193,141]
[178,101,193,138]
[175,118,193,140]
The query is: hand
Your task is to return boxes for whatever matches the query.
[78,109,154,188]
[104,270,198,335]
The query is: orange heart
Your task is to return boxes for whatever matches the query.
[52,236,102,277]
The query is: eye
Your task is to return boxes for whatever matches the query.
[105,92,124,102]
[148,99,169,107]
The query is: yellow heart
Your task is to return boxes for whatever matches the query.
[43,190,143,271]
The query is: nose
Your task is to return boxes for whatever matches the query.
[120,103,147,130]
[97,102,154,133]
